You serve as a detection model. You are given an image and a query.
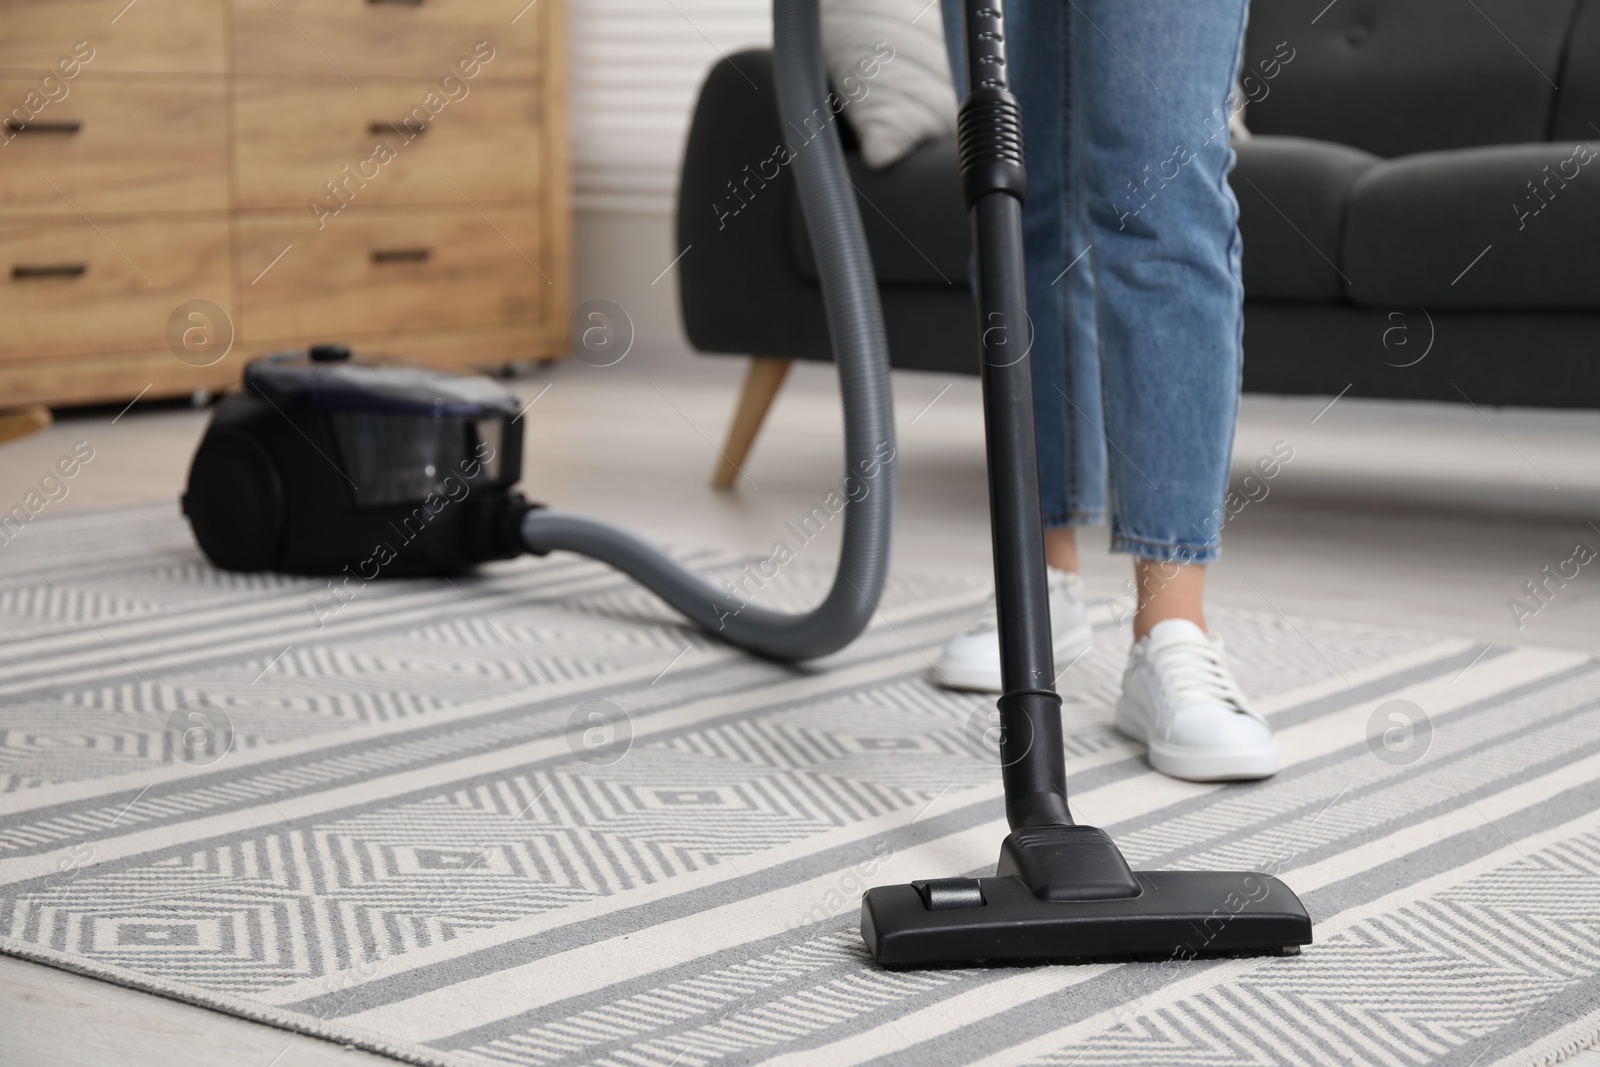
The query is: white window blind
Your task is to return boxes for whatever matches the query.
[568,0,771,213]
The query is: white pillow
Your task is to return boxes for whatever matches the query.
[820,0,958,169]
[1230,81,1251,141]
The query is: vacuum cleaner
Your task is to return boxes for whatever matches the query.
[182,0,1312,967]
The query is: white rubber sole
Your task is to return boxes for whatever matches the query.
[932,621,1095,693]
[1113,695,1280,782]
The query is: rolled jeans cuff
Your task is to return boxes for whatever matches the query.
[1109,529,1220,566]
[1043,507,1105,530]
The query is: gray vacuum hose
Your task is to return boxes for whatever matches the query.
[520,0,896,661]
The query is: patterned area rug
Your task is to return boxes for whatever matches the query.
[2,505,1599,1067]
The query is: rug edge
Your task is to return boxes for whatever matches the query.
[0,936,467,1067]
[1499,1012,1600,1067]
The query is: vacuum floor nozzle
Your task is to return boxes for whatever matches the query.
[861,825,1312,967]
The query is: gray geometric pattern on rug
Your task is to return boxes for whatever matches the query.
[1,505,1597,1067]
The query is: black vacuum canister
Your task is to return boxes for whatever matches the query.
[182,344,532,577]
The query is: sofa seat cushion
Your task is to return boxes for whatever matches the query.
[1345,141,1600,309]
[1230,136,1379,301]
[789,135,969,286]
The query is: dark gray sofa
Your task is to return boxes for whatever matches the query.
[676,0,1600,484]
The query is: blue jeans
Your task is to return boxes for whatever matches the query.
[941,0,1249,564]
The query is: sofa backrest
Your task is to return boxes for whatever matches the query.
[1242,0,1588,157]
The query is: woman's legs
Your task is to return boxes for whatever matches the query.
[958,0,1245,594]
[1054,2,1271,781]
[1070,0,1249,568]
[1009,0,1271,780]
[1027,0,1246,640]
[1085,1,1247,640]
[934,1,1259,754]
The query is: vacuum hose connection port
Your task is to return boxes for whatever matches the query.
[997,825,1141,902]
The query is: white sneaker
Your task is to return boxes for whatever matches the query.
[1114,619,1278,782]
[932,568,1094,692]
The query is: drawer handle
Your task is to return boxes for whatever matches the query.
[368,120,427,136]
[368,0,425,5]
[11,263,87,279]
[371,247,431,264]
[4,119,81,135]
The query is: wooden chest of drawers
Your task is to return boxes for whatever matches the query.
[0,0,569,407]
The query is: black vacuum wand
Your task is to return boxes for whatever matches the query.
[858,0,1314,967]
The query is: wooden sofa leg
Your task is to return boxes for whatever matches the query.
[711,357,791,490]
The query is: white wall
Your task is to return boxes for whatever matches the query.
[571,208,686,352]
[568,0,770,352]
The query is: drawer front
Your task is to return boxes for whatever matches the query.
[0,79,228,215]
[0,349,241,408]
[232,0,544,81]
[0,218,232,361]
[232,322,566,373]
[234,81,541,209]
[238,207,549,341]
[0,2,225,76]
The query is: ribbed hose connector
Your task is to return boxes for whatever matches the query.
[956,88,1027,207]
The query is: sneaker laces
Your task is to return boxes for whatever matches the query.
[1145,637,1254,716]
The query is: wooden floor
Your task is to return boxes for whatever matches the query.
[2,343,1598,1065]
